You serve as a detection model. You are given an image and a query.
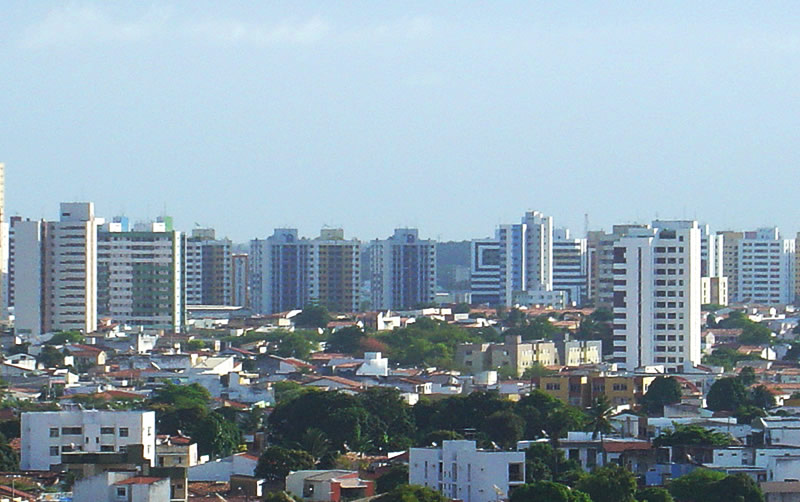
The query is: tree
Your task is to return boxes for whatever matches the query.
[511,481,590,502]
[36,346,65,368]
[734,405,767,425]
[641,377,682,415]
[544,406,586,447]
[739,366,756,386]
[422,430,463,446]
[668,469,727,502]
[483,410,524,449]
[749,385,775,410]
[325,326,366,354]
[262,492,298,502]
[522,363,556,379]
[295,428,330,465]
[576,464,637,502]
[738,324,772,346]
[523,443,582,485]
[0,433,18,472]
[703,347,761,372]
[374,485,448,502]
[711,473,764,502]
[357,387,416,452]
[637,486,674,502]
[293,305,331,329]
[376,464,408,494]
[255,446,315,483]
[653,424,732,447]
[187,411,242,457]
[586,394,614,440]
[45,331,85,346]
[707,377,748,412]
[186,339,206,351]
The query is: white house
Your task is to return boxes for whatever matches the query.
[20,410,156,471]
[409,440,525,502]
[73,472,170,502]
[188,452,259,482]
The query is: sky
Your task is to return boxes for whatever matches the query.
[3,2,800,243]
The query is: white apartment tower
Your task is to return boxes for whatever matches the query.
[97,218,184,332]
[522,210,553,292]
[611,221,702,372]
[369,228,436,310]
[552,228,588,306]
[700,224,728,306]
[15,203,99,337]
[737,228,795,305]
[185,228,232,306]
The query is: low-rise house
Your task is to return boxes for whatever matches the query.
[409,440,525,502]
[303,376,365,393]
[156,435,199,468]
[188,452,259,482]
[761,481,800,502]
[519,433,654,475]
[74,472,171,502]
[286,470,375,501]
[20,410,157,471]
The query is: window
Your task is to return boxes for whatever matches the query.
[62,427,82,435]
[50,428,59,438]
[100,427,115,435]
[101,445,115,452]
[119,428,129,437]
[50,446,59,456]
[508,463,524,482]
[116,487,127,498]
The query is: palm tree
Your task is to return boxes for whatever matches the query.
[586,394,615,466]
[296,428,331,466]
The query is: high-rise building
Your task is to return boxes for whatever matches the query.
[231,253,249,308]
[699,225,728,306]
[718,231,743,303]
[471,210,560,307]
[185,228,232,306]
[369,229,436,310]
[611,221,702,372]
[736,228,795,305]
[250,228,361,314]
[15,203,99,337]
[469,238,501,305]
[587,224,648,308]
[552,228,588,306]
[97,217,184,332]
[6,215,19,312]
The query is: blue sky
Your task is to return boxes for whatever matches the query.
[3,2,800,242]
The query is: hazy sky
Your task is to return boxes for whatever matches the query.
[3,2,800,243]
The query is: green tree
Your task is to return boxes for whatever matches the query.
[374,485,448,502]
[576,464,637,502]
[637,486,674,502]
[739,367,756,386]
[262,492,298,502]
[711,473,764,502]
[295,428,330,465]
[483,410,524,449]
[749,385,775,410]
[521,363,556,379]
[738,324,772,345]
[422,430,464,446]
[36,346,65,368]
[586,394,614,440]
[255,446,315,483]
[653,424,732,447]
[186,339,206,351]
[668,469,727,502]
[357,387,415,452]
[523,443,582,485]
[188,411,242,457]
[707,377,748,412]
[376,464,408,494]
[641,377,682,415]
[703,347,761,372]
[45,331,85,345]
[511,481,590,502]
[293,305,331,329]
[734,405,767,425]
[0,433,19,472]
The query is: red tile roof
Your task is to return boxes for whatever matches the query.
[115,476,165,485]
[603,442,652,453]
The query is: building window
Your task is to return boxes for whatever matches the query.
[119,428,129,437]
[508,463,524,482]
[50,428,59,438]
[116,487,127,498]
[100,427,115,435]
[61,427,82,435]
[49,446,59,456]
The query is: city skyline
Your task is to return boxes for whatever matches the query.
[4,3,800,241]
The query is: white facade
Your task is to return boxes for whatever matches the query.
[15,203,99,337]
[612,221,702,372]
[186,228,232,306]
[97,219,184,332]
[737,228,795,305]
[369,229,436,310]
[552,228,588,306]
[74,472,171,502]
[231,253,249,308]
[409,440,525,502]
[20,410,156,471]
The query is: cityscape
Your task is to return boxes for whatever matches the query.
[4,2,800,502]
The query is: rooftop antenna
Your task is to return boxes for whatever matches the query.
[584,213,589,237]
